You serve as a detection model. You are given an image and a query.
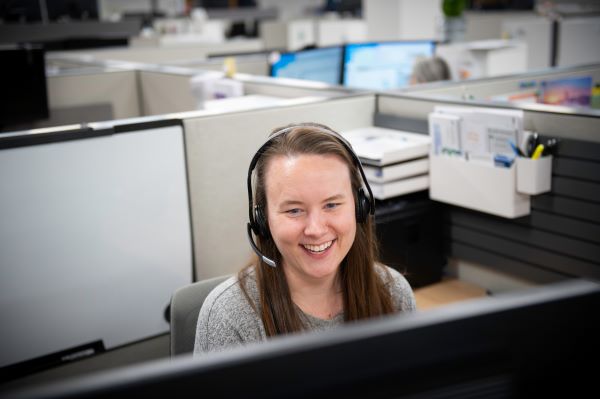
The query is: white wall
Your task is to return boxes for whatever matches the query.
[502,16,552,70]
[557,17,600,67]
[260,19,316,51]
[257,0,323,21]
[464,10,537,41]
[365,0,443,41]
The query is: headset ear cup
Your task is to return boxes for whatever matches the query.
[356,188,371,224]
[254,205,271,238]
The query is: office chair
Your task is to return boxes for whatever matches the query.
[169,274,230,356]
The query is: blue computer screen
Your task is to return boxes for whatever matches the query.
[269,46,343,85]
[343,41,436,90]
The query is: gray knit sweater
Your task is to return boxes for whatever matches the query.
[193,265,416,355]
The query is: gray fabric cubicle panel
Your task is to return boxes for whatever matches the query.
[183,95,376,280]
[138,70,198,116]
[47,70,141,120]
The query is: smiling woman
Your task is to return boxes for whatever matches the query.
[193,123,416,354]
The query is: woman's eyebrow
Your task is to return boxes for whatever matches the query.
[279,200,304,207]
[322,194,345,203]
[278,194,346,208]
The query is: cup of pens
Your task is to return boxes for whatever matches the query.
[513,134,554,195]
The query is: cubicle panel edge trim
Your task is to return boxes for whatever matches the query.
[0,119,184,150]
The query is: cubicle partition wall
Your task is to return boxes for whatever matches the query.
[0,120,193,377]
[136,69,353,118]
[375,77,600,289]
[239,74,355,99]
[401,63,600,108]
[45,57,356,124]
[41,68,142,129]
[183,94,376,280]
[138,69,199,116]
[404,64,600,111]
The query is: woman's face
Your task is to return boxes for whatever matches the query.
[265,153,357,282]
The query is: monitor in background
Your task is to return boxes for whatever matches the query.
[6,279,599,398]
[343,40,436,90]
[0,44,49,132]
[269,46,343,85]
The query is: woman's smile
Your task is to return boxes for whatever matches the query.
[301,239,336,254]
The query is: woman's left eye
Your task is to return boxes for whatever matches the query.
[325,203,340,210]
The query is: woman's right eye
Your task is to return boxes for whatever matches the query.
[286,208,302,216]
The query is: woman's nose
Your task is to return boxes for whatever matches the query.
[304,211,328,237]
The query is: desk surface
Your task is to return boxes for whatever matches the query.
[414,278,488,310]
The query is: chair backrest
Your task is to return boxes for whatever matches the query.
[169,274,230,356]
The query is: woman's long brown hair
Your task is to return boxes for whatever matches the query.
[240,123,395,336]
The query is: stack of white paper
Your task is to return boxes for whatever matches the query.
[341,126,431,200]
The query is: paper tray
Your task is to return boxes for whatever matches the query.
[429,156,530,218]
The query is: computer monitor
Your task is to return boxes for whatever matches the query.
[269,46,343,85]
[0,44,49,132]
[343,40,436,90]
[5,279,598,398]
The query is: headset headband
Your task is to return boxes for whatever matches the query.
[246,124,375,267]
[246,125,374,225]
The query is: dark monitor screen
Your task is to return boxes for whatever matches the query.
[5,279,599,399]
[269,46,343,85]
[0,45,49,132]
[343,40,436,90]
[0,0,98,22]
[46,0,99,21]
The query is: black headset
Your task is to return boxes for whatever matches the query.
[246,124,375,267]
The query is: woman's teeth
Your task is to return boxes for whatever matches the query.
[303,240,333,253]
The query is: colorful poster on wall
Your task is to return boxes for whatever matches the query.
[539,76,593,107]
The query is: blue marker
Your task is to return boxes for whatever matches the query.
[508,140,524,157]
[494,154,515,168]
